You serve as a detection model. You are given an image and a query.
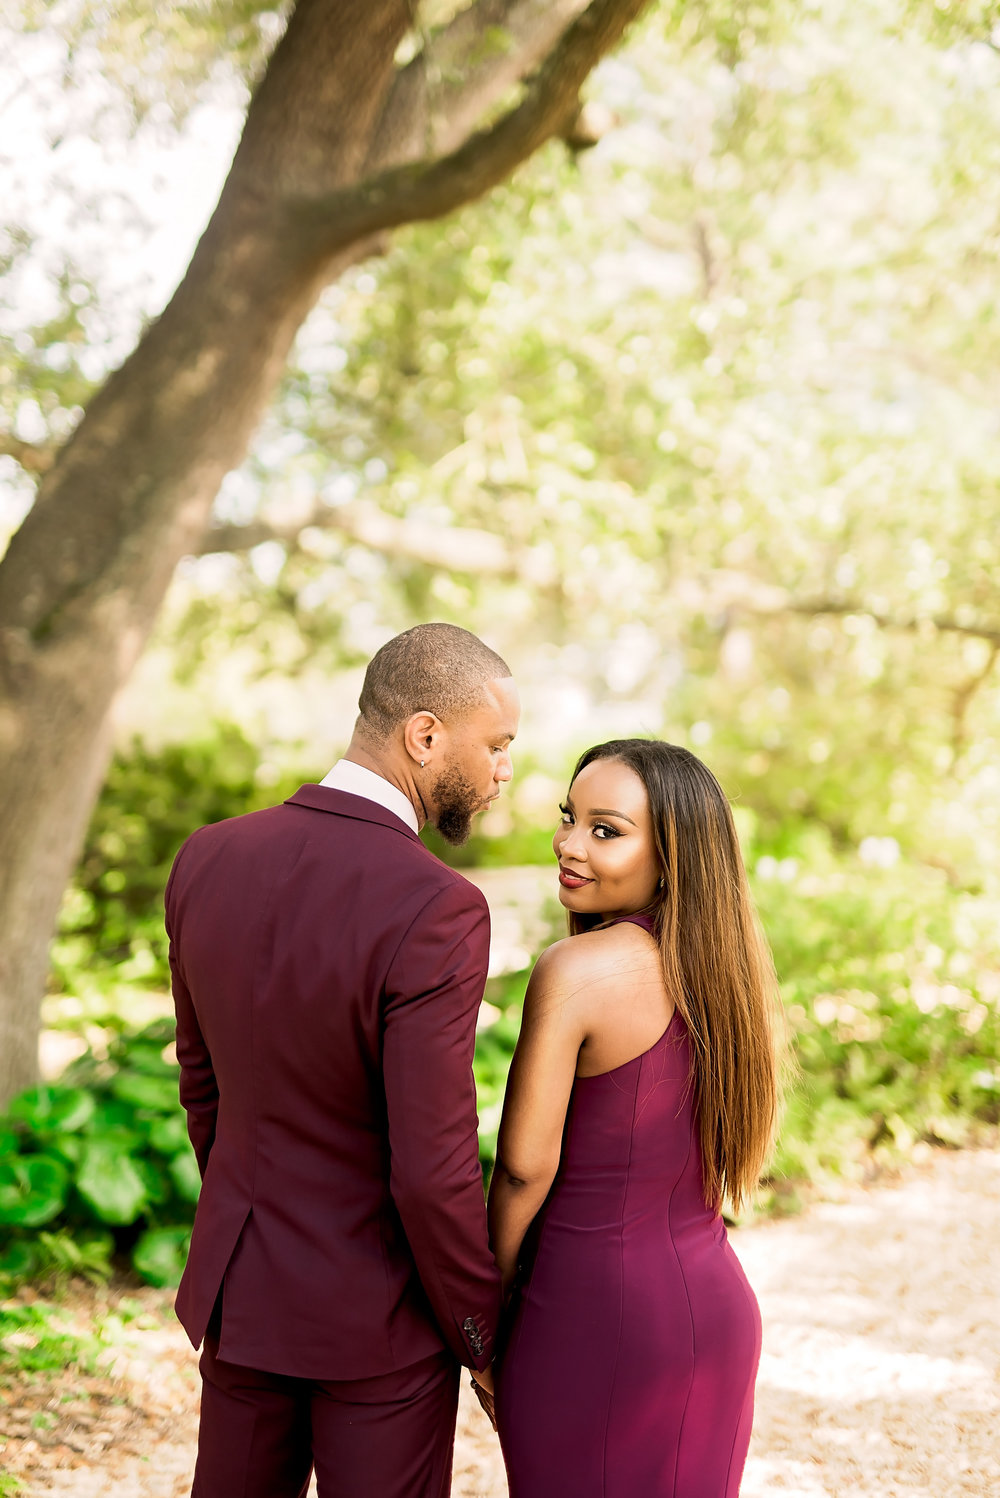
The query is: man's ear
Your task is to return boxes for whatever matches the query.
[402,711,442,767]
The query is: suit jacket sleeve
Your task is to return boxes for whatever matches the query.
[383,878,502,1371]
[165,841,219,1178]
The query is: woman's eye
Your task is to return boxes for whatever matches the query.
[558,804,573,824]
[593,823,619,839]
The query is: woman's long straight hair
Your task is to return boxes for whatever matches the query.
[567,739,783,1213]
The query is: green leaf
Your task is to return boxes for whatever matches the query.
[0,1240,37,1284]
[7,1086,96,1135]
[135,1018,177,1049]
[168,1149,202,1204]
[75,1141,148,1225]
[0,1155,69,1227]
[132,1227,190,1289]
[45,1135,85,1168]
[116,1042,172,1078]
[113,1043,175,1077]
[110,1072,179,1112]
[148,1114,189,1155]
[34,1229,114,1286]
[89,1097,140,1133]
[135,1157,170,1206]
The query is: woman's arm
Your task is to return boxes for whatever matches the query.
[487,942,589,1298]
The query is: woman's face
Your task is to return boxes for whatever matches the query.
[552,758,662,918]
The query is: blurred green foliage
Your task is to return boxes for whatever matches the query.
[753,850,1000,1210]
[0,1020,198,1293]
[0,1299,108,1379]
[475,970,532,1180]
[7,5,1000,897]
[0,1293,161,1383]
[116,0,1000,893]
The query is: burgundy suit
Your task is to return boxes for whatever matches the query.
[165,783,501,1495]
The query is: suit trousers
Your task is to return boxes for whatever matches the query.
[191,1338,460,1498]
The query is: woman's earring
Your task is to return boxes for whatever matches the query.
[657,876,665,890]
[420,760,425,768]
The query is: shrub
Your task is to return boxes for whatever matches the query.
[751,858,1000,1202]
[0,1020,196,1291]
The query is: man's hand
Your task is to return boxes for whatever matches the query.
[470,1365,497,1431]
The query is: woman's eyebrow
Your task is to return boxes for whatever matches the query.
[588,807,637,826]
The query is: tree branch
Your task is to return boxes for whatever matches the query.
[366,0,591,172]
[196,498,559,583]
[785,597,1000,647]
[295,0,652,253]
[198,512,1000,648]
[951,639,1000,758]
[662,570,1000,646]
[300,1,597,283]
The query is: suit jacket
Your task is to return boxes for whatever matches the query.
[165,783,501,1379]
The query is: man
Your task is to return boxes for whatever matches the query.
[166,622,519,1497]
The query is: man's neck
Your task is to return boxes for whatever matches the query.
[342,744,426,828]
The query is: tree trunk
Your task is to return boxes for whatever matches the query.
[0,0,649,1107]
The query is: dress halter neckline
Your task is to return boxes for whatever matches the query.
[609,910,656,934]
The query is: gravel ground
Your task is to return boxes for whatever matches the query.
[2,1147,998,1497]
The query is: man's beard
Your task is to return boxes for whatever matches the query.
[431,761,485,846]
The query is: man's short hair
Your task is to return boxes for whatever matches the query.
[357,623,511,741]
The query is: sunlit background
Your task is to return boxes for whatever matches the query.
[1,2,999,1491]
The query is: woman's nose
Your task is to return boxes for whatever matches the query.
[558,824,588,863]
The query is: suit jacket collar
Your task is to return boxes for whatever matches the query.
[285,784,422,841]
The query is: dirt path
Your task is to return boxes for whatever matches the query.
[3,1148,998,1497]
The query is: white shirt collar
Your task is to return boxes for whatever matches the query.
[319,759,419,835]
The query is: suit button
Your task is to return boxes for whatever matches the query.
[462,1316,485,1355]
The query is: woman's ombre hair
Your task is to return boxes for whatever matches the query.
[567,738,783,1213]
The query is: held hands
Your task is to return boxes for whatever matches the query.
[470,1364,497,1431]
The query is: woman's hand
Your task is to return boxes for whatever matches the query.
[470,1364,497,1430]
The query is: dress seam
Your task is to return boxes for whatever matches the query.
[601,1054,641,1497]
[668,1120,698,1497]
[723,1251,760,1493]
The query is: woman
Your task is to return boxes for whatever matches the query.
[485,738,781,1497]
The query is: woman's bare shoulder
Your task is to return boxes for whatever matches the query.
[526,924,667,1064]
[532,921,659,993]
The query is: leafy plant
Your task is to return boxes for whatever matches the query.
[752,857,1000,1201]
[0,1021,196,1289]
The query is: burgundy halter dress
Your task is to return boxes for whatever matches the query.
[495,912,761,1497]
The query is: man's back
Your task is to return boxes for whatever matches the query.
[167,783,500,1379]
